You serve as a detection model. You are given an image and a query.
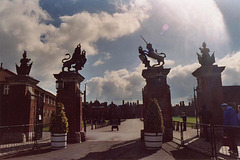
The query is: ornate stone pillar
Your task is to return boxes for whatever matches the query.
[142,67,173,142]
[192,42,225,125]
[138,39,173,142]
[5,75,39,127]
[54,44,87,143]
[3,51,39,139]
[54,72,84,143]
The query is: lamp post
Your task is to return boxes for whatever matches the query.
[193,87,199,137]
[83,82,87,133]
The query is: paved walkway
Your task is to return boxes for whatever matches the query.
[4,119,211,160]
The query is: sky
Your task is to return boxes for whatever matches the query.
[0,0,240,105]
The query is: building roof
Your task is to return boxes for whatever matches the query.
[0,66,56,98]
[0,68,17,82]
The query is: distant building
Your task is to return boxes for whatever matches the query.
[223,86,240,109]
[118,100,143,119]
[84,100,143,121]
[85,100,108,121]
[172,101,195,117]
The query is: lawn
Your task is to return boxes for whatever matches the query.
[172,116,199,123]
[43,126,50,132]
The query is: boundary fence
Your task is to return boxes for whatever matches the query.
[0,120,119,157]
[0,123,50,157]
[173,121,240,159]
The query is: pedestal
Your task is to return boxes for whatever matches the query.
[54,72,84,143]
[192,65,225,125]
[142,67,173,142]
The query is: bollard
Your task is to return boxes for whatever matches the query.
[176,122,179,131]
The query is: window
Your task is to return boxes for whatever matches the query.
[3,85,9,95]
[43,94,46,103]
[47,96,50,104]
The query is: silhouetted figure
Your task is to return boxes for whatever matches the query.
[16,50,32,75]
[221,103,239,155]
[197,42,215,66]
[180,112,187,131]
[62,44,87,72]
[138,46,150,68]
[199,105,212,142]
[237,105,240,125]
[138,36,166,67]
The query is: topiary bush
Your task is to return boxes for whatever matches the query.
[144,98,164,133]
[50,103,69,133]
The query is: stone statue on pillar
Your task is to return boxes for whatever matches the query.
[62,44,87,73]
[197,42,215,66]
[54,44,87,143]
[138,36,166,68]
[139,38,173,142]
[16,50,32,75]
[192,42,225,125]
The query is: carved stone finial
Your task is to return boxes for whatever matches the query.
[197,42,215,66]
[16,50,32,75]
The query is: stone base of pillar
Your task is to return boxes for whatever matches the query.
[67,132,81,143]
[80,131,86,142]
[140,129,144,141]
[163,127,173,142]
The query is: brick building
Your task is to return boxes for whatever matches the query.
[0,63,56,127]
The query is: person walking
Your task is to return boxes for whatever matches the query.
[180,112,187,131]
[199,105,212,142]
[237,105,240,125]
[221,103,239,155]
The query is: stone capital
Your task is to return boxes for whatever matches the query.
[54,71,84,83]
[142,67,171,79]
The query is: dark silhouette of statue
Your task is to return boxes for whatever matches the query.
[197,42,215,66]
[16,50,32,75]
[138,46,150,68]
[62,44,87,73]
[138,36,166,67]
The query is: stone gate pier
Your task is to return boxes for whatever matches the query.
[138,39,173,142]
[142,67,173,142]
[54,44,87,143]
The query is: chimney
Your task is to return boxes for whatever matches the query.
[0,63,3,70]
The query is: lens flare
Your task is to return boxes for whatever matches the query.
[162,24,169,31]
[160,24,169,35]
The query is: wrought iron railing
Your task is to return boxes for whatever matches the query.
[172,121,240,159]
[0,123,50,157]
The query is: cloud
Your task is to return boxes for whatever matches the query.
[0,0,151,92]
[93,59,104,66]
[168,63,199,79]
[47,0,151,55]
[86,59,198,104]
[103,52,111,60]
[168,63,199,104]
[92,52,111,66]
[86,66,144,103]
[217,51,240,85]
[139,0,230,65]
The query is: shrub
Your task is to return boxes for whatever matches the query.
[50,103,69,133]
[144,98,164,133]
